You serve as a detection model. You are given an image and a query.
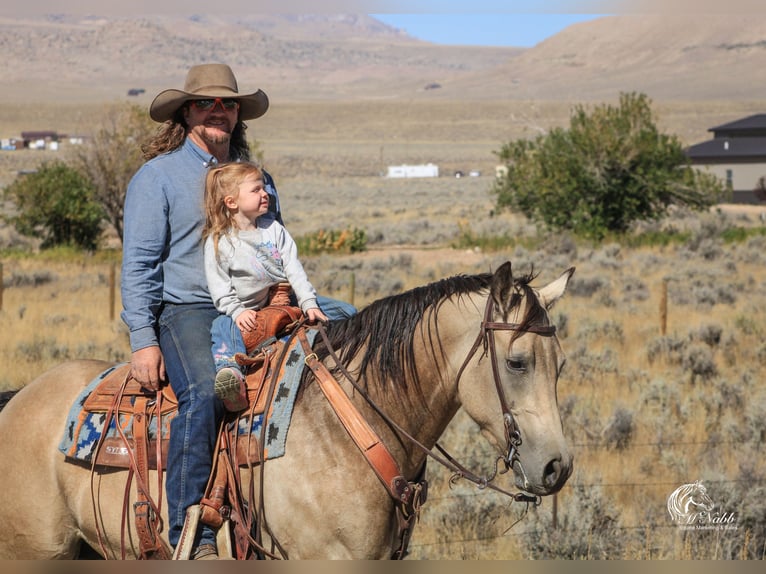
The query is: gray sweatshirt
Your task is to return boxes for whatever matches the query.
[204,219,318,321]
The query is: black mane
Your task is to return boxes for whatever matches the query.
[308,268,541,404]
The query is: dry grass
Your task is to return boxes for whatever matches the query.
[2,97,766,559]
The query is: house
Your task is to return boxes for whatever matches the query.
[685,114,766,204]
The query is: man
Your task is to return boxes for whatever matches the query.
[121,63,356,560]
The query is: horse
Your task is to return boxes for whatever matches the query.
[0,261,574,559]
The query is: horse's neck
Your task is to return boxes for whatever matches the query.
[381,294,484,467]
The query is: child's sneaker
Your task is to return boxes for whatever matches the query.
[214,367,248,412]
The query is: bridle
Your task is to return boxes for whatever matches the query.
[453,296,556,498]
[317,292,557,506]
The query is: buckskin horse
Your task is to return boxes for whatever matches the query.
[0,262,574,559]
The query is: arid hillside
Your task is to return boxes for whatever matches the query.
[2,13,766,103]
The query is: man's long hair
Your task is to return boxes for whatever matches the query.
[141,106,251,161]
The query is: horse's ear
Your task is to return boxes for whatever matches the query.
[537,267,575,310]
[490,261,514,315]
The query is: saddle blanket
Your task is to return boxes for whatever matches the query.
[57,329,316,465]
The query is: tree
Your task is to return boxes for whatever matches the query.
[68,103,156,242]
[2,161,105,249]
[68,102,266,244]
[493,92,725,239]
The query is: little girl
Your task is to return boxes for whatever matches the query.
[203,161,328,411]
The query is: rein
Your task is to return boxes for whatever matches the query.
[315,294,556,507]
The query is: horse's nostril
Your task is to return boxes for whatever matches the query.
[544,459,561,488]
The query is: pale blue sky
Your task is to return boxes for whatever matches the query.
[370,13,605,47]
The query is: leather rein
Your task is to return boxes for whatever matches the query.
[313,294,557,507]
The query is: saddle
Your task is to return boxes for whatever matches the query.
[82,327,304,560]
[240,304,303,355]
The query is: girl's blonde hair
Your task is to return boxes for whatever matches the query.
[203,161,263,259]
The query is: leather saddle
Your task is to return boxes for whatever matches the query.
[84,345,297,471]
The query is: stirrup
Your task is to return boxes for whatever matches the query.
[172,505,234,560]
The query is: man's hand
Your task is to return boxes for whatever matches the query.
[130,345,165,391]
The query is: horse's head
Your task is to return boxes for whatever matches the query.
[457,262,574,496]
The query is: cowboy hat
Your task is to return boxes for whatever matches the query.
[149,63,269,122]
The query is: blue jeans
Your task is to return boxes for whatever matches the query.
[210,314,246,372]
[211,295,355,370]
[158,302,222,549]
[316,295,357,321]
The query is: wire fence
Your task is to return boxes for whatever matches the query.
[406,437,765,556]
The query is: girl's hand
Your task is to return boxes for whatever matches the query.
[235,309,259,332]
[305,307,328,324]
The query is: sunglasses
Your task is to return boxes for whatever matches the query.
[189,98,239,112]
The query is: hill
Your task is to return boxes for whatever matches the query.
[2,13,766,103]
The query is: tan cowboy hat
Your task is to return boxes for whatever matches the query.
[149,63,269,122]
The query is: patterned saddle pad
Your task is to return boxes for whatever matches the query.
[57,329,317,469]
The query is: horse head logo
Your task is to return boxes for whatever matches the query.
[667,480,715,523]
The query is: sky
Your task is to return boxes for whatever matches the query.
[370,13,604,47]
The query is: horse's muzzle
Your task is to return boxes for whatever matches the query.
[513,453,573,495]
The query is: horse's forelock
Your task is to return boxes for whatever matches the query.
[506,271,549,337]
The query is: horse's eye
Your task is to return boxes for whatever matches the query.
[506,358,525,372]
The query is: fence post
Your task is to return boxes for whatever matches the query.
[349,271,356,307]
[0,262,3,312]
[659,279,668,336]
[109,263,116,321]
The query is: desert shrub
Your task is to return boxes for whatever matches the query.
[756,343,766,366]
[451,221,518,251]
[523,483,625,559]
[15,336,70,362]
[568,276,609,298]
[603,407,635,451]
[590,243,622,269]
[431,494,508,550]
[734,314,763,337]
[551,311,569,339]
[714,378,745,411]
[692,323,723,347]
[671,270,738,308]
[3,270,56,287]
[695,474,766,559]
[640,378,682,413]
[621,278,649,303]
[681,342,717,383]
[567,344,619,382]
[577,319,624,344]
[646,335,687,365]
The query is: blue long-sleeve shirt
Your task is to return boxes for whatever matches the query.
[121,137,282,352]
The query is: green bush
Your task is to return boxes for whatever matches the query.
[295,227,367,255]
[2,161,105,250]
[493,92,725,240]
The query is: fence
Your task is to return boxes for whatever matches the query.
[406,436,765,557]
